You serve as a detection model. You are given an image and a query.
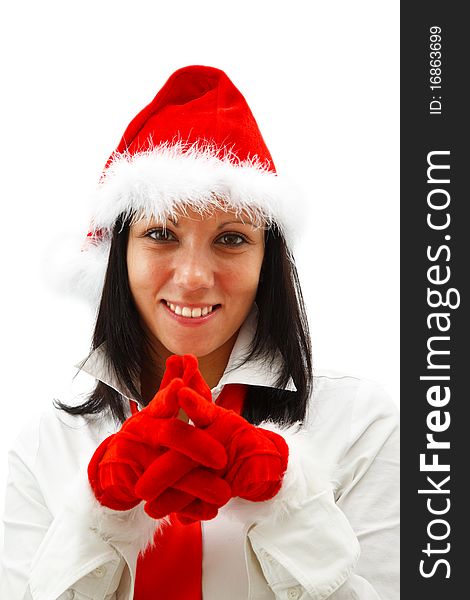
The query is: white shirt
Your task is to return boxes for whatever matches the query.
[0,309,399,599]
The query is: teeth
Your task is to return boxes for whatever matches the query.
[166,301,216,318]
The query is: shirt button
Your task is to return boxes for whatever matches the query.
[287,587,302,600]
[92,566,106,578]
[261,550,276,565]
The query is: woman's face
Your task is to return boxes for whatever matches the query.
[127,208,265,360]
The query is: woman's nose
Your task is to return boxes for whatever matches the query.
[172,248,215,291]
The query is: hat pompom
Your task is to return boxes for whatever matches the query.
[42,232,110,308]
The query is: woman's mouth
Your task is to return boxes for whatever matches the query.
[161,300,222,324]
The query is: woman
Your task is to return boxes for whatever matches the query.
[0,65,399,599]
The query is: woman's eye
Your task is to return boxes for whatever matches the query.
[217,233,247,247]
[147,228,177,242]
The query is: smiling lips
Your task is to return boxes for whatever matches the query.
[164,300,220,319]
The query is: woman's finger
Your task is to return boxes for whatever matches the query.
[118,418,227,469]
[134,451,194,500]
[177,387,219,428]
[147,377,184,418]
[144,488,193,519]
[158,355,185,390]
[181,356,212,402]
[175,498,219,523]
[155,419,227,469]
[173,468,231,505]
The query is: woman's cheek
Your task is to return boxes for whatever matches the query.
[131,250,166,287]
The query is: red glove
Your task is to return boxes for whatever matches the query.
[88,359,231,519]
[133,354,230,523]
[135,355,289,508]
[178,385,289,502]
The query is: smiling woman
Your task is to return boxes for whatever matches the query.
[0,65,399,600]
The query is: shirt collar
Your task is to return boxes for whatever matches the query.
[77,344,136,401]
[78,304,297,401]
[214,305,297,393]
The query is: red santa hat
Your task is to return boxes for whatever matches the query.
[69,65,302,304]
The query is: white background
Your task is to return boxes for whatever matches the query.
[0,0,399,544]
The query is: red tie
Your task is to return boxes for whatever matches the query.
[133,383,247,600]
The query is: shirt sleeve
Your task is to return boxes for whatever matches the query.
[0,419,52,598]
[239,379,399,600]
[332,381,400,600]
[0,415,143,600]
[247,490,361,599]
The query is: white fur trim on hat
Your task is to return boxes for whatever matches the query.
[93,141,302,246]
[44,141,306,307]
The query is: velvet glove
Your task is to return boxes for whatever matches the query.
[179,385,289,502]
[132,354,230,523]
[136,355,289,507]
[88,360,231,519]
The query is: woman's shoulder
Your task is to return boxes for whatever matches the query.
[310,369,398,421]
[304,369,399,462]
[7,401,117,514]
[10,384,117,473]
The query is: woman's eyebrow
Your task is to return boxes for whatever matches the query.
[165,218,253,228]
[217,220,252,229]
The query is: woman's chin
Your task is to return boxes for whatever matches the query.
[163,335,236,363]
[163,339,217,359]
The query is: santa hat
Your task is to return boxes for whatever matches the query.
[64,65,303,305]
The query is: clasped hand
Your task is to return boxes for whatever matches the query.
[88,355,288,525]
